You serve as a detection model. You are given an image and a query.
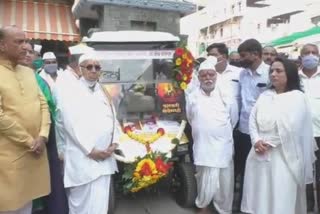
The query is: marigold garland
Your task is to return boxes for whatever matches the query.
[124,126,165,145]
[122,152,173,193]
[173,46,195,90]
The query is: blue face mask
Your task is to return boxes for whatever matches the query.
[302,54,319,70]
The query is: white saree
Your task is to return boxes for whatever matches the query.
[241,90,316,214]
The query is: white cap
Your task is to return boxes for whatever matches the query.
[69,43,93,55]
[34,44,42,54]
[78,51,97,64]
[43,52,56,60]
[198,56,217,72]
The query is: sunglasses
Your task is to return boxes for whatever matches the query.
[81,64,102,71]
[44,60,57,64]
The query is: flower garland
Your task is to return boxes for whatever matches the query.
[173,46,195,90]
[124,126,165,145]
[122,152,173,193]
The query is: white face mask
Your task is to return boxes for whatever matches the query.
[80,77,97,88]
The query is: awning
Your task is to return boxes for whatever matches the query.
[0,0,80,41]
[268,27,320,47]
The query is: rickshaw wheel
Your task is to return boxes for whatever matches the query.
[171,162,197,208]
[108,175,116,214]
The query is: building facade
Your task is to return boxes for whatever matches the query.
[181,0,319,57]
[72,0,196,37]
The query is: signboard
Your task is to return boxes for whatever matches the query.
[157,83,185,115]
[95,50,175,60]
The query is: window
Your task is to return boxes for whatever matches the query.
[220,27,224,37]
[238,2,242,12]
[130,21,157,31]
[231,4,235,14]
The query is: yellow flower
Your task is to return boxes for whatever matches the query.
[131,187,141,192]
[175,58,182,66]
[135,158,156,172]
[133,172,140,178]
[182,53,188,59]
[180,82,187,90]
[182,74,188,81]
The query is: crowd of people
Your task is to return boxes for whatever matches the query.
[0,25,320,214]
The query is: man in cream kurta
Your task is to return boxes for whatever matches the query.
[186,56,239,214]
[54,53,119,214]
[0,26,51,213]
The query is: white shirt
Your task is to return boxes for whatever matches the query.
[239,62,270,134]
[186,84,238,168]
[218,64,242,107]
[299,67,320,137]
[56,79,119,188]
[39,69,63,91]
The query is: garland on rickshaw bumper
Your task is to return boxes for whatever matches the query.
[123,126,165,145]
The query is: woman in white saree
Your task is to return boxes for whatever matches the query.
[241,57,316,214]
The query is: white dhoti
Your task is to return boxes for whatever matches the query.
[68,175,111,214]
[0,202,32,214]
[195,164,234,214]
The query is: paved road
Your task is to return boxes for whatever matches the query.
[113,189,245,214]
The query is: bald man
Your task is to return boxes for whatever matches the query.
[0,26,50,213]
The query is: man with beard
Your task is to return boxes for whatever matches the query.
[186,56,238,214]
[235,39,270,209]
[262,46,277,65]
[0,26,50,214]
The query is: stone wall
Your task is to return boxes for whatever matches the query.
[100,5,181,35]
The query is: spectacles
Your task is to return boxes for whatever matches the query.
[44,60,57,64]
[81,64,102,71]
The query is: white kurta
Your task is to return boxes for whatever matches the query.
[53,66,80,157]
[241,90,315,214]
[61,80,119,188]
[186,84,238,212]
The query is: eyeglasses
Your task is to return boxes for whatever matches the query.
[44,60,57,64]
[81,64,102,71]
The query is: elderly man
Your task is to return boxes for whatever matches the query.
[299,43,320,211]
[0,26,50,213]
[187,56,238,214]
[39,52,60,90]
[262,46,277,65]
[54,53,119,214]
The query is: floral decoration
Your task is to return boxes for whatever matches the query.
[122,152,173,193]
[124,126,165,145]
[173,46,195,90]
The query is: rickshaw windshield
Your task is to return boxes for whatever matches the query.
[94,50,184,122]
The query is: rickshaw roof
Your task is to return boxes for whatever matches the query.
[69,43,93,55]
[82,31,180,43]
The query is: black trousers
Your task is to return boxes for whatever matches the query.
[234,131,252,208]
[307,137,320,210]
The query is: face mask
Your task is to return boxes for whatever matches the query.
[229,61,242,67]
[239,59,253,68]
[44,64,58,74]
[302,54,319,70]
[32,59,44,71]
[80,77,97,88]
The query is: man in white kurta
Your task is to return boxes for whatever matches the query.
[54,53,119,214]
[186,56,239,214]
[39,52,63,91]
[53,49,83,159]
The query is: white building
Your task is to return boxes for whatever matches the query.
[181,0,319,57]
